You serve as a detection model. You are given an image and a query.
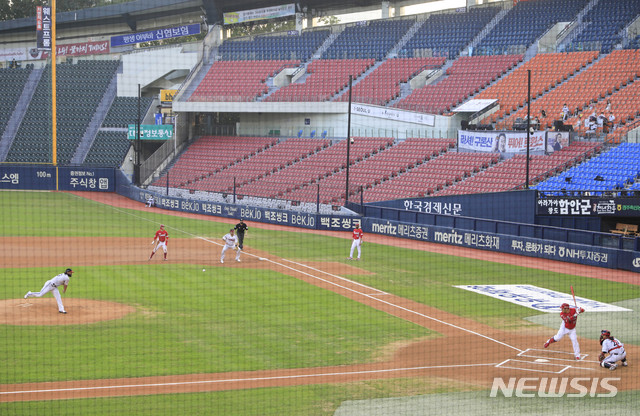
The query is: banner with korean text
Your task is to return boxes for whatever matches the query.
[223,4,295,25]
[458,130,545,153]
[128,125,173,140]
[111,24,201,47]
[36,6,52,51]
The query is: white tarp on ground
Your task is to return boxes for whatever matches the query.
[454,284,631,312]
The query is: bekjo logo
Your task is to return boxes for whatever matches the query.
[490,377,619,398]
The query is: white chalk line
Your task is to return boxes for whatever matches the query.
[195,237,522,353]
[63,201,525,381]
[1,363,498,396]
[281,258,388,296]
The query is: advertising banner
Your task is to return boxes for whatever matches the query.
[537,197,640,217]
[111,24,200,47]
[455,285,631,312]
[351,103,435,126]
[0,166,114,192]
[0,166,55,190]
[128,125,174,140]
[160,89,177,103]
[458,130,545,153]
[57,167,115,192]
[36,6,52,51]
[362,217,617,269]
[40,40,110,58]
[223,4,295,25]
[0,48,28,61]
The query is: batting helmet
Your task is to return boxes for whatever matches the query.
[561,303,570,309]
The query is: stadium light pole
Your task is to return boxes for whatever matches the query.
[345,75,353,203]
[51,0,58,166]
[525,69,531,189]
[135,84,141,186]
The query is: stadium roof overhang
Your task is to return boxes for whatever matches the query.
[0,0,447,37]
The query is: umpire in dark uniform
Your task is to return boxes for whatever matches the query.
[234,219,248,250]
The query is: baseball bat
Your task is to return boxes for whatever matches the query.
[570,285,577,307]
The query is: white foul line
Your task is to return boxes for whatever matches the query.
[282,258,388,296]
[1,363,498,396]
[197,237,521,353]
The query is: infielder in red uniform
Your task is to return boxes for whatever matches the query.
[544,302,585,360]
[348,223,364,260]
[149,224,169,261]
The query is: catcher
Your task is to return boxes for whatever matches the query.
[599,330,627,371]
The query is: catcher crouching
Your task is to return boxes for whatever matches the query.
[599,330,628,371]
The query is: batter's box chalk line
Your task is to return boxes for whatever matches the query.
[518,348,596,363]
[496,358,595,374]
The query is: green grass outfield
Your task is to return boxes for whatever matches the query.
[1,191,638,415]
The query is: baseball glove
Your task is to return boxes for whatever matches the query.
[599,352,605,362]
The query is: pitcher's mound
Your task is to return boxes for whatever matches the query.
[1,299,136,325]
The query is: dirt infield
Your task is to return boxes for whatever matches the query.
[0,191,637,402]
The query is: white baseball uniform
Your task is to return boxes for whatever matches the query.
[602,337,626,367]
[25,272,70,313]
[221,232,240,263]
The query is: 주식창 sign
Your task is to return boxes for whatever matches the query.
[128,125,173,140]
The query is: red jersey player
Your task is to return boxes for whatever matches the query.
[544,302,585,360]
[149,224,169,261]
[348,223,364,260]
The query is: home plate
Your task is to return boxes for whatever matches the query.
[535,359,550,363]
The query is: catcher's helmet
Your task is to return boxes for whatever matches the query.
[561,303,570,309]
[601,330,611,337]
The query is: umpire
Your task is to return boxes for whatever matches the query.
[234,218,248,250]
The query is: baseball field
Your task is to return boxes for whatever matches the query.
[1,190,639,415]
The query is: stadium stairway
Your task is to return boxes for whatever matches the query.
[556,0,600,51]
[491,51,604,129]
[257,32,343,101]
[72,69,118,164]
[386,19,426,59]
[332,20,429,102]
[0,67,40,161]
[465,8,510,54]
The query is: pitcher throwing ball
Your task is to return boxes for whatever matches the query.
[544,302,585,360]
[24,268,74,314]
